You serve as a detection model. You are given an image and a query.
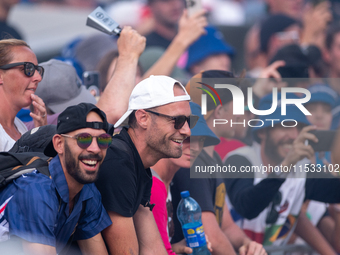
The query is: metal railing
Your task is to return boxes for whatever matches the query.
[264,244,315,255]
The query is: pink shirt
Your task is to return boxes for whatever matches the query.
[150,176,176,255]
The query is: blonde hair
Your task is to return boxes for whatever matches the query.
[0,39,30,66]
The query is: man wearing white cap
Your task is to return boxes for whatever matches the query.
[95,75,198,255]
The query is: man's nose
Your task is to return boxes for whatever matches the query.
[179,120,191,138]
[86,137,102,154]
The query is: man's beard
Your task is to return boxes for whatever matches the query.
[264,130,294,165]
[64,141,102,184]
[147,121,183,160]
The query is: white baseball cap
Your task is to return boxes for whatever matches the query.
[114,75,191,128]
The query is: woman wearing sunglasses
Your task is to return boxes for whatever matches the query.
[0,39,47,152]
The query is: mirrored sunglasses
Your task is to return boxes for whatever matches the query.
[61,133,112,149]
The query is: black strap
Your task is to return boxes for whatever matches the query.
[0,152,51,190]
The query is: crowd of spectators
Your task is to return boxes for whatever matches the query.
[1,0,340,255]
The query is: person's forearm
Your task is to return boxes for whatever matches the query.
[96,26,145,125]
[78,233,109,255]
[96,54,138,124]
[103,211,139,255]
[202,212,237,255]
[22,241,57,255]
[295,213,336,255]
[223,222,250,250]
[208,231,236,255]
[331,215,340,253]
[143,9,207,79]
[134,205,168,255]
[143,36,187,79]
[225,177,284,219]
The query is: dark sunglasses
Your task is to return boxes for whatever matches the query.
[61,133,112,149]
[0,62,44,78]
[145,110,199,129]
[265,191,282,224]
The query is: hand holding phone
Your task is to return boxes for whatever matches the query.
[185,0,203,16]
[306,130,336,152]
[83,71,100,97]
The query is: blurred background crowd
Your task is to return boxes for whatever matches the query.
[3,0,336,75]
[3,0,340,254]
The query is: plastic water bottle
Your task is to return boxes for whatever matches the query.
[177,191,211,255]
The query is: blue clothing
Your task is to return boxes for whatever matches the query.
[315,151,332,166]
[0,155,111,253]
[16,108,33,122]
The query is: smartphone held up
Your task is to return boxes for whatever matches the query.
[307,130,337,152]
[185,0,203,16]
[83,71,100,97]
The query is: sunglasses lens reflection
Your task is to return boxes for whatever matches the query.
[97,133,113,148]
[76,133,93,149]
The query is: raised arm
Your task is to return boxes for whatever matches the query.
[143,9,207,78]
[96,26,146,124]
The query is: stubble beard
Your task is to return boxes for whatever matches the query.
[64,141,101,185]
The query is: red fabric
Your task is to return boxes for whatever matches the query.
[150,176,176,255]
[214,138,245,161]
[243,229,264,244]
[140,5,152,19]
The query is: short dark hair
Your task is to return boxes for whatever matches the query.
[128,110,137,128]
[326,22,340,50]
[201,70,236,111]
[260,14,298,53]
[128,106,160,129]
[97,50,119,93]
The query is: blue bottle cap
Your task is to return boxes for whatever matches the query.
[180,190,190,198]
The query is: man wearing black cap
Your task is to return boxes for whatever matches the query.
[259,14,301,66]
[0,103,112,254]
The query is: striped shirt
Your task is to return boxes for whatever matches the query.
[0,155,111,253]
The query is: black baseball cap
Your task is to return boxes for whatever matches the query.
[260,14,299,53]
[269,44,309,78]
[44,103,109,157]
[10,125,57,153]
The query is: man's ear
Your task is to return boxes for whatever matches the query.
[213,104,225,119]
[323,48,332,64]
[52,134,64,155]
[135,109,149,129]
[190,64,202,77]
